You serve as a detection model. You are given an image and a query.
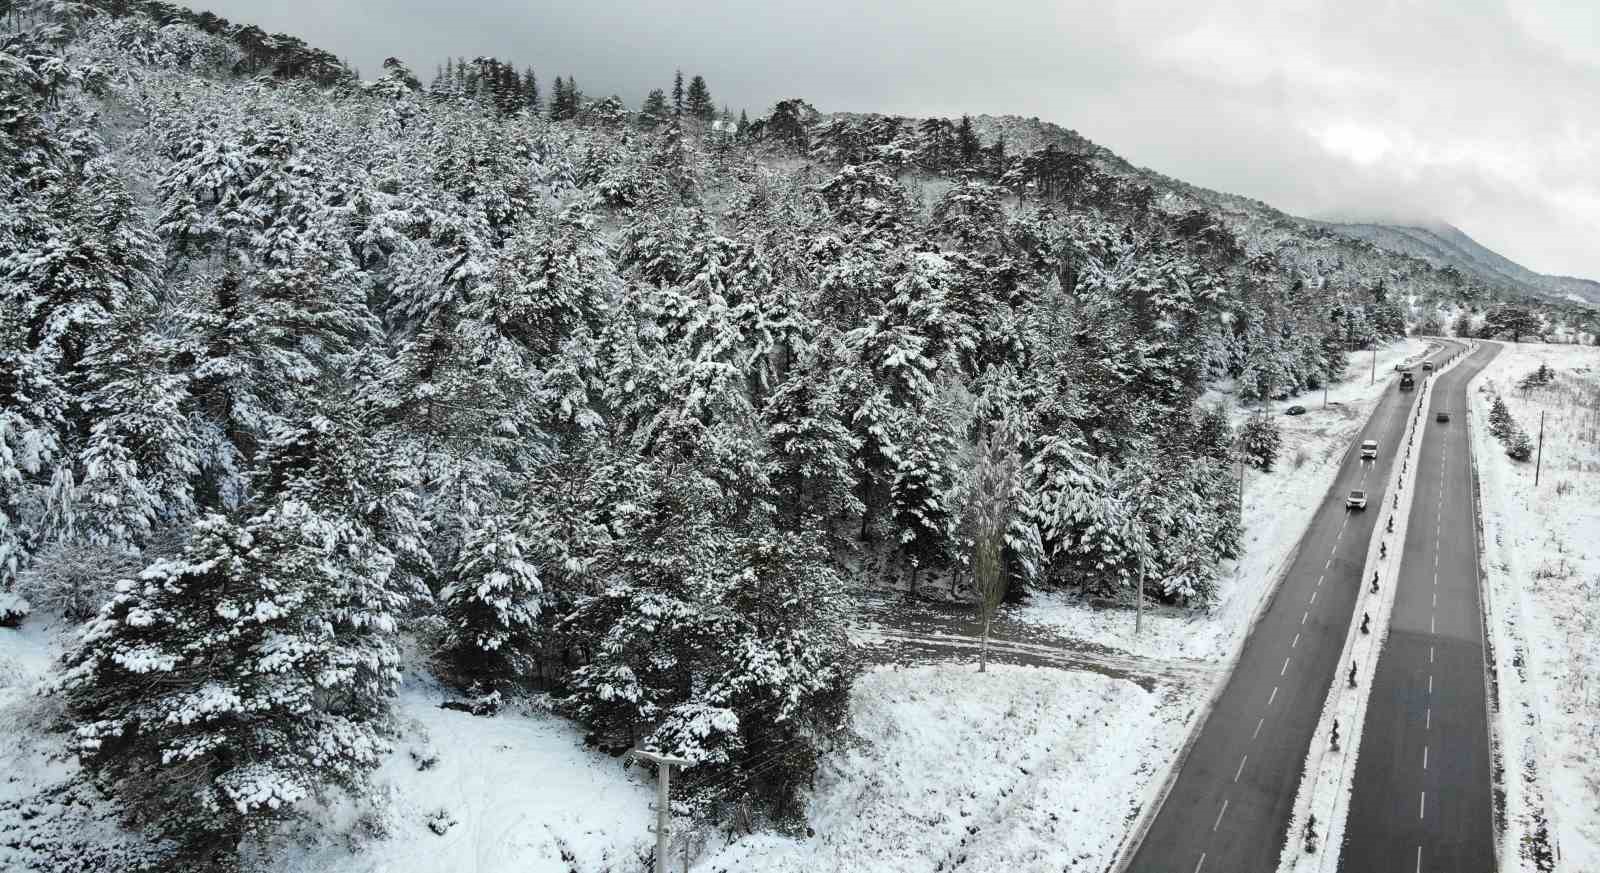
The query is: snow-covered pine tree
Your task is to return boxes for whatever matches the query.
[684,73,714,122]
[58,416,417,873]
[439,512,544,688]
[1239,410,1282,471]
[1505,425,1533,461]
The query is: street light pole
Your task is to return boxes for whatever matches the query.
[630,749,694,873]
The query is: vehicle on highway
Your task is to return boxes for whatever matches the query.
[1436,411,1451,423]
[1422,361,1435,371]
[1399,372,1416,390]
[1346,489,1368,510]
[1285,405,1306,416]
[1360,439,1379,459]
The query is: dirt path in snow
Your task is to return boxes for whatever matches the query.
[852,592,1222,691]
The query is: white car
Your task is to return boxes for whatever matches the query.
[1347,490,1368,510]
[1360,440,1378,459]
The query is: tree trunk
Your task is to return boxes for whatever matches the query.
[979,615,991,673]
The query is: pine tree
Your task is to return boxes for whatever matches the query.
[1239,411,1282,471]
[1489,395,1514,440]
[639,87,668,130]
[548,75,564,120]
[60,425,413,871]
[956,114,981,167]
[439,512,545,688]
[685,73,714,122]
[523,66,540,115]
[1506,425,1533,461]
[672,68,685,116]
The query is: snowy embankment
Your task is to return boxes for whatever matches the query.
[697,664,1196,873]
[0,621,655,873]
[1017,337,1430,664]
[1469,341,1600,872]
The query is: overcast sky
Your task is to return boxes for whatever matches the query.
[196,0,1600,280]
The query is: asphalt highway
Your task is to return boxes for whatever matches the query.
[1127,341,1463,873]
[1339,341,1500,873]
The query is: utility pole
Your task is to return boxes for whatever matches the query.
[1535,410,1546,487]
[630,749,693,873]
[1371,347,1376,385]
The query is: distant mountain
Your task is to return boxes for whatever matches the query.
[1306,221,1600,306]
[942,115,1598,310]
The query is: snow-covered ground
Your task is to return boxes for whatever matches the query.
[696,664,1198,873]
[0,619,656,873]
[1469,341,1600,872]
[1017,337,1431,663]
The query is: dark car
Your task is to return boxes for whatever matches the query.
[1285,405,1307,416]
[1436,411,1450,423]
[1422,362,1435,371]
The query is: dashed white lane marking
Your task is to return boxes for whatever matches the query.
[1310,591,1318,604]
[1194,852,1207,873]
[1417,846,1423,873]
[1281,657,1291,676]
[1420,791,1427,819]
[1292,633,1301,649]
[1428,675,1434,694]
[1269,686,1279,706]
[1302,611,1309,625]
[1253,718,1265,740]
[1433,592,1437,607]
[1430,646,1435,663]
[1235,755,1248,783]
[1317,575,1323,586]
[1423,745,1429,770]
[1426,708,1431,729]
[1431,615,1436,634]
[1214,798,1229,831]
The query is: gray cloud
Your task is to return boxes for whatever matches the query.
[196,0,1600,280]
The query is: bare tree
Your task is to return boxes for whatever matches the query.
[968,429,1020,673]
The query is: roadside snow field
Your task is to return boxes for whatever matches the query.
[1,619,656,873]
[1469,341,1600,872]
[697,663,1198,873]
[1018,336,1431,663]
[271,687,657,873]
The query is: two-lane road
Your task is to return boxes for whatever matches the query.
[1340,342,1500,873]
[1127,341,1462,873]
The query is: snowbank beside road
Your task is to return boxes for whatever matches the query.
[698,664,1196,873]
[1470,341,1600,872]
[1019,336,1430,664]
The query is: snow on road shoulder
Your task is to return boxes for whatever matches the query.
[1470,340,1600,872]
[1018,337,1430,663]
[698,664,1198,873]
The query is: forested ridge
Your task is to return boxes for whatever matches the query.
[0,1,1558,869]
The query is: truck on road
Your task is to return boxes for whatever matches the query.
[1399,371,1416,391]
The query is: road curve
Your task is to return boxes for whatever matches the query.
[1339,341,1500,873]
[1124,341,1462,873]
